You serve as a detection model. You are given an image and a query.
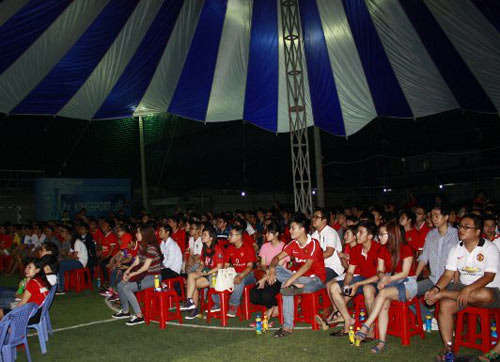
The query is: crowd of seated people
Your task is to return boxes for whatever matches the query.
[0,193,499,360]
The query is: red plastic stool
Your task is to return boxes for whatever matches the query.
[350,294,369,330]
[276,289,331,330]
[239,284,266,321]
[64,268,93,293]
[386,298,425,345]
[144,288,182,329]
[206,290,231,327]
[454,307,500,354]
[163,276,186,302]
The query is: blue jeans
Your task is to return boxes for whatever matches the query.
[57,259,83,291]
[275,266,324,329]
[212,273,256,307]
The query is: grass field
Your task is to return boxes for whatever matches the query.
[0,275,483,362]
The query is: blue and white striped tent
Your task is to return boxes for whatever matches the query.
[0,0,498,136]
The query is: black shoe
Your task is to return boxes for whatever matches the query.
[112,310,131,319]
[185,308,200,320]
[180,298,196,311]
[126,316,145,326]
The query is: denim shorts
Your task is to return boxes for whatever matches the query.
[386,276,417,302]
[338,275,378,296]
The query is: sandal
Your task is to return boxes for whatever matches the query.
[326,310,340,324]
[478,351,500,362]
[354,323,370,341]
[370,340,387,353]
[273,327,293,338]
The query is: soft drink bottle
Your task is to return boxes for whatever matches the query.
[359,308,366,323]
[154,275,160,291]
[256,315,262,335]
[425,313,432,332]
[354,327,361,347]
[348,325,355,345]
[16,278,27,295]
[262,315,269,333]
[445,342,455,362]
[491,322,498,345]
[211,273,217,288]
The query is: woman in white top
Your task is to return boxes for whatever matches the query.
[56,226,88,294]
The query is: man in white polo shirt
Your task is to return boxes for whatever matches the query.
[311,208,344,282]
[424,214,500,361]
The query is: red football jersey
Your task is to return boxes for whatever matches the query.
[172,229,187,255]
[349,242,381,278]
[101,232,118,257]
[201,245,225,269]
[405,228,423,252]
[224,243,257,273]
[25,277,49,306]
[283,236,326,282]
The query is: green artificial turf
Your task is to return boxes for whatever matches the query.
[0,275,484,362]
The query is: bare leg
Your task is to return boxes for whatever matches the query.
[438,298,459,347]
[186,273,197,299]
[372,299,391,352]
[357,287,400,339]
[363,285,376,338]
[330,282,354,332]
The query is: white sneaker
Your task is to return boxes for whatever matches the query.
[431,317,439,331]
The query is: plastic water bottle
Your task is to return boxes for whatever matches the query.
[491,322,498,345]
[425,313,432,333]
[262,315,269,333]
[256,315,262,335]
[445,342,455,362]
[354,327,361,347]
[359,308,366,323]
[96,277,101,289]
[154,275,161,291]
[348,325,355,345]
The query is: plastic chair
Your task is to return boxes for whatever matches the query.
[454,307,500,353]
[144,288,182,329]
[163,276,186,302]
[64,268,93,293]
[28,286,57,354]
[386,298,425,345]
[1,303,38,362]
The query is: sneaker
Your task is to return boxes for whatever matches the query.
[180,298,196,311]
[227,305,237,318]
[210,304,221,313]
[125,316,144,326]
[431,317,439,331]
[185,308,200,320]
[108,293,120,302]
[56,290,66,296]
[112,310,131,319]
[99,290,113,297]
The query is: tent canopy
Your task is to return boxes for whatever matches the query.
[0,0,499,136]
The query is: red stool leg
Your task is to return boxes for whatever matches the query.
[401,302,410,346]
[159,293,166,330]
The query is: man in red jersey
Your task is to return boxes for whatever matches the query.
[168,216,187,255]
[328,220,380,337]
[268,213,325,338]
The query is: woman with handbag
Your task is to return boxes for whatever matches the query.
[180,226,224,319]
[112,224,162,326]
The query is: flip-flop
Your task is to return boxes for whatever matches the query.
[370,340,387,353]
[274,327,293,338]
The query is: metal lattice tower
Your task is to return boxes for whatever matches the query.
[280,0,313,216]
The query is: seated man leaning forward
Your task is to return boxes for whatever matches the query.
[268,212,326,338]
[425,214,500,362]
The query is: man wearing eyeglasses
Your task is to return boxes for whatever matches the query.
[424,214,500,361]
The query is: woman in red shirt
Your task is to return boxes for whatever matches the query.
[355,222,417,353]
[0,258,50,324]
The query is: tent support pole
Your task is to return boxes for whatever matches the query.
[280,0,313,216]
[313,126,325,207]
[138,115,148,212]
